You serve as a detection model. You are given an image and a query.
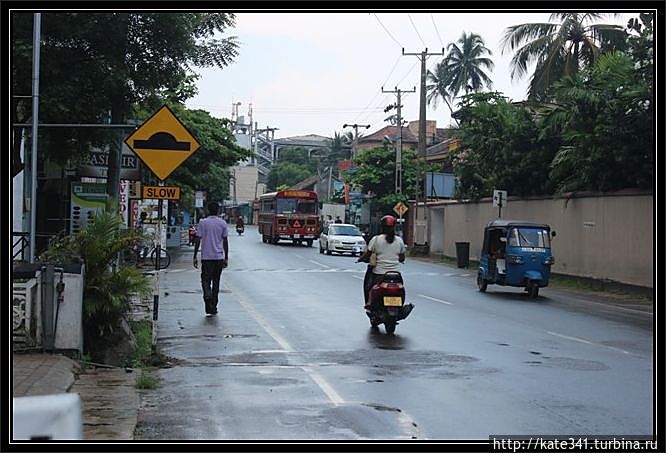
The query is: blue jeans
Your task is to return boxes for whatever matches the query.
[201,260,225,313]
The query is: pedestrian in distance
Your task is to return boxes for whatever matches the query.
[193,202,229,316]
[334,216,343,224]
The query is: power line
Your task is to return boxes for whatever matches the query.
[373,13,402,48]
[396,59,419,86]
[431,14,445,48]
[351,53,403,124]
[408,14,427,48]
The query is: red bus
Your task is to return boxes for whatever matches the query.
[258,190,320,246]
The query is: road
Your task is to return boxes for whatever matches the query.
[135,225,653,441]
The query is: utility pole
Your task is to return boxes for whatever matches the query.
[381,86,415,195]
[402,48,445,158]
[402,47,445,245]
[29,13,41,263]
[342,123,370,159]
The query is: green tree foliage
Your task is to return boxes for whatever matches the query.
[426,31,493,124]
[41,209,151,359]
[266,147,317,190]
[444,32,494,97]
[501,13,626,100]
[546,50,653,192]
[347,145,436,214]
[451,92,557,200]
[11,13,239,190]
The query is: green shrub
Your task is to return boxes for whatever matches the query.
[41,208,151,359]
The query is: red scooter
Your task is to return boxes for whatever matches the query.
[366,271,414,335]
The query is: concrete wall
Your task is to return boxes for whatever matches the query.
[230,165,260,205]
[425,191,653,288]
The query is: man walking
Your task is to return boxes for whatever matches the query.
[193,202,229,316]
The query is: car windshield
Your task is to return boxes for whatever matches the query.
[328,225,361,236]
[507,227,550,248]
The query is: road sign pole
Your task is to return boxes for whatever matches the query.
[153,181,164,321]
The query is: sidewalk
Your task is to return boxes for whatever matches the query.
[12,352,140,441]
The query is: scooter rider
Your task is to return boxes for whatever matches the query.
[357,215,406,308]
[235,215,244,231]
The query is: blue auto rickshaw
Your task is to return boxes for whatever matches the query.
[477,220,556,297]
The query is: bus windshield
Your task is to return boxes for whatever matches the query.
[508,227,551,248]
[276,198,317,214]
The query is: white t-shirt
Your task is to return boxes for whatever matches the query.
[368,234,406,275]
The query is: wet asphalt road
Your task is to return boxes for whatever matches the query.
[135,225,653,441]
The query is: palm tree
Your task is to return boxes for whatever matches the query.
[501,13,627,99]
[426,61,458,123]
[426,32,493,125]
[444,32,494,98]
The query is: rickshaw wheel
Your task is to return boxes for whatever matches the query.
[528,282,539,298]
[477,275,488,292]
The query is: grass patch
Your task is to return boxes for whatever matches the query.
[125,320,154,368]
[136,372,161,390]
[423,254,652,302]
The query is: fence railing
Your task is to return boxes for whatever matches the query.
[13,232,30,261]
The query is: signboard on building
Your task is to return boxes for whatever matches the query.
[119,180,130,228]
[79,144,141,180]
[70,182,107,234]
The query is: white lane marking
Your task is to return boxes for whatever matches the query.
[418,294,453,305]
[309,259,331,268]
[444,273,456,277]
[352,275,364,281]
[235,291,346,406]
[301,366,345,406]
[238,299,292,352]
[546,331,631,355]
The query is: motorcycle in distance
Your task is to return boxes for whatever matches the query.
[236,224,244,236]
[357,257,414,335]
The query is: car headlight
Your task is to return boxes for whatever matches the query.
[331,239,340,245]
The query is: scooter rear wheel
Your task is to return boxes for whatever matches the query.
[385,321,396,335]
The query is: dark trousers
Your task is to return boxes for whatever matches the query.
[363,266,382,306]
[201,260,225,313]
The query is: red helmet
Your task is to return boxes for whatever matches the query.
[380,215,397,228]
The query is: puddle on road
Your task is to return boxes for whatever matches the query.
[523,356,608,371]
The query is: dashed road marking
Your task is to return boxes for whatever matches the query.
[417,294,453,305]
[546,331,631,355]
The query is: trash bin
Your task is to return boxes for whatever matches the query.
[455,242,470,268]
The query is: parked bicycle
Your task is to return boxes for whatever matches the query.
[125,240,170,270]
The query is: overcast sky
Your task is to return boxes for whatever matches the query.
[185,11,635,140]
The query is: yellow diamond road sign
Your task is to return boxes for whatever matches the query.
[393,202,408,216]
[125,105,201,181]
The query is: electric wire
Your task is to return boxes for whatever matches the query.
[408,14,427,48]
[373,13,403,48]
[431,14,445,48]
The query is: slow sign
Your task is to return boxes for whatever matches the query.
[142,185,181,200]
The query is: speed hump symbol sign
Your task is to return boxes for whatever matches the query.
[125,105,201,181]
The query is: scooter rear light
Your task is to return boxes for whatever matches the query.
[379,282,403,291]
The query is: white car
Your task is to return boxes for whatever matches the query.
[319,223,367,256]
